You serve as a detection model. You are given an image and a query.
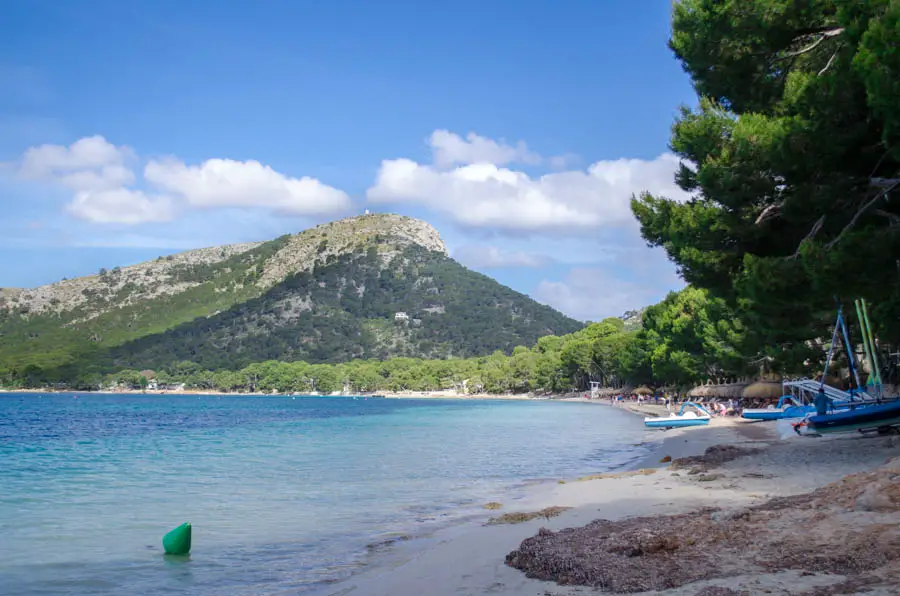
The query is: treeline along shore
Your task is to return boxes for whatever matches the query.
[4,284,897,397]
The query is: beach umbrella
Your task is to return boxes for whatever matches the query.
[633,386,653,395]
[741,381,783,400]
[732,383,751,398]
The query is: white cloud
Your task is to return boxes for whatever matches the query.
[429,130,540,168]
[367,130,691,234]
[534,266,683,322]
[532,242,684,321]
[18,135,135,190]
[67,188,173,225]
[14,136,350,225]
[144,158,350,215]
[16,136,169,225]
[454,244,552,268]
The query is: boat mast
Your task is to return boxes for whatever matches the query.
[861,299,883,399]
[855,299,875,391]
[821,310,842,395]
[837,306,863,397]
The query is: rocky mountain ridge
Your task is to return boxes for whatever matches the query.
[256,213,448,288]
[0,213,447,321]
[0,241,263,319]
[0,213,583,377]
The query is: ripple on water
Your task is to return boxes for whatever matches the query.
[0,394,645,595]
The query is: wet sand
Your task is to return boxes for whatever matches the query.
[324,412,900,596]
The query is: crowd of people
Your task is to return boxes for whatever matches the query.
[603,392,746,417]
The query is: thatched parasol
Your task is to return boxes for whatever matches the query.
[633,386,653,396]
[728,384,750,398]
[696,383,748,399]
[741,381,784,400]
[688,385,705,397]
[702,384,720,398]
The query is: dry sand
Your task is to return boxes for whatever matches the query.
[323,410,900,596]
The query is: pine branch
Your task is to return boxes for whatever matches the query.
[791,215,825,258]
[871,177,900,188]
[875,209,900,225]
[776,27,844,60]
[825,180,900,249]
[755,202,782,225]
[788,175,900,256]
[818,47,840,76]
[792,26,846,37]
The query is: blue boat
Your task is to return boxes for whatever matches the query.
[792,303,900,435]
[741,395,815,421]
[644,402,711,429]
[805,400,900,434]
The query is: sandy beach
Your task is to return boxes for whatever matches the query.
[324,406,900,596]
[2,387,561,400]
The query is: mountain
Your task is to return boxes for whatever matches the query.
[619,308,645,331]
[0,214,583,380]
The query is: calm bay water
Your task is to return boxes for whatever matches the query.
[0,393,647,595]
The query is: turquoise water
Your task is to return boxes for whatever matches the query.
[0,393,647,595]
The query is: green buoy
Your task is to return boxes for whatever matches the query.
[162,522,192,555]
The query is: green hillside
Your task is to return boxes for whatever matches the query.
[0,214,583,382]
[0,236,290,371]
[76,245,582,373]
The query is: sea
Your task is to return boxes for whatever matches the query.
[0,393,650,595]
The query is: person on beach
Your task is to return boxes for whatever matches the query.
[815,388,828,416]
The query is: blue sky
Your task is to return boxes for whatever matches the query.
[0,0,695,321]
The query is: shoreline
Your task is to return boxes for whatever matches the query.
[322,417,900,596]
[11,389,898,593]
[318,414,742,596]
[0,388,571,401]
